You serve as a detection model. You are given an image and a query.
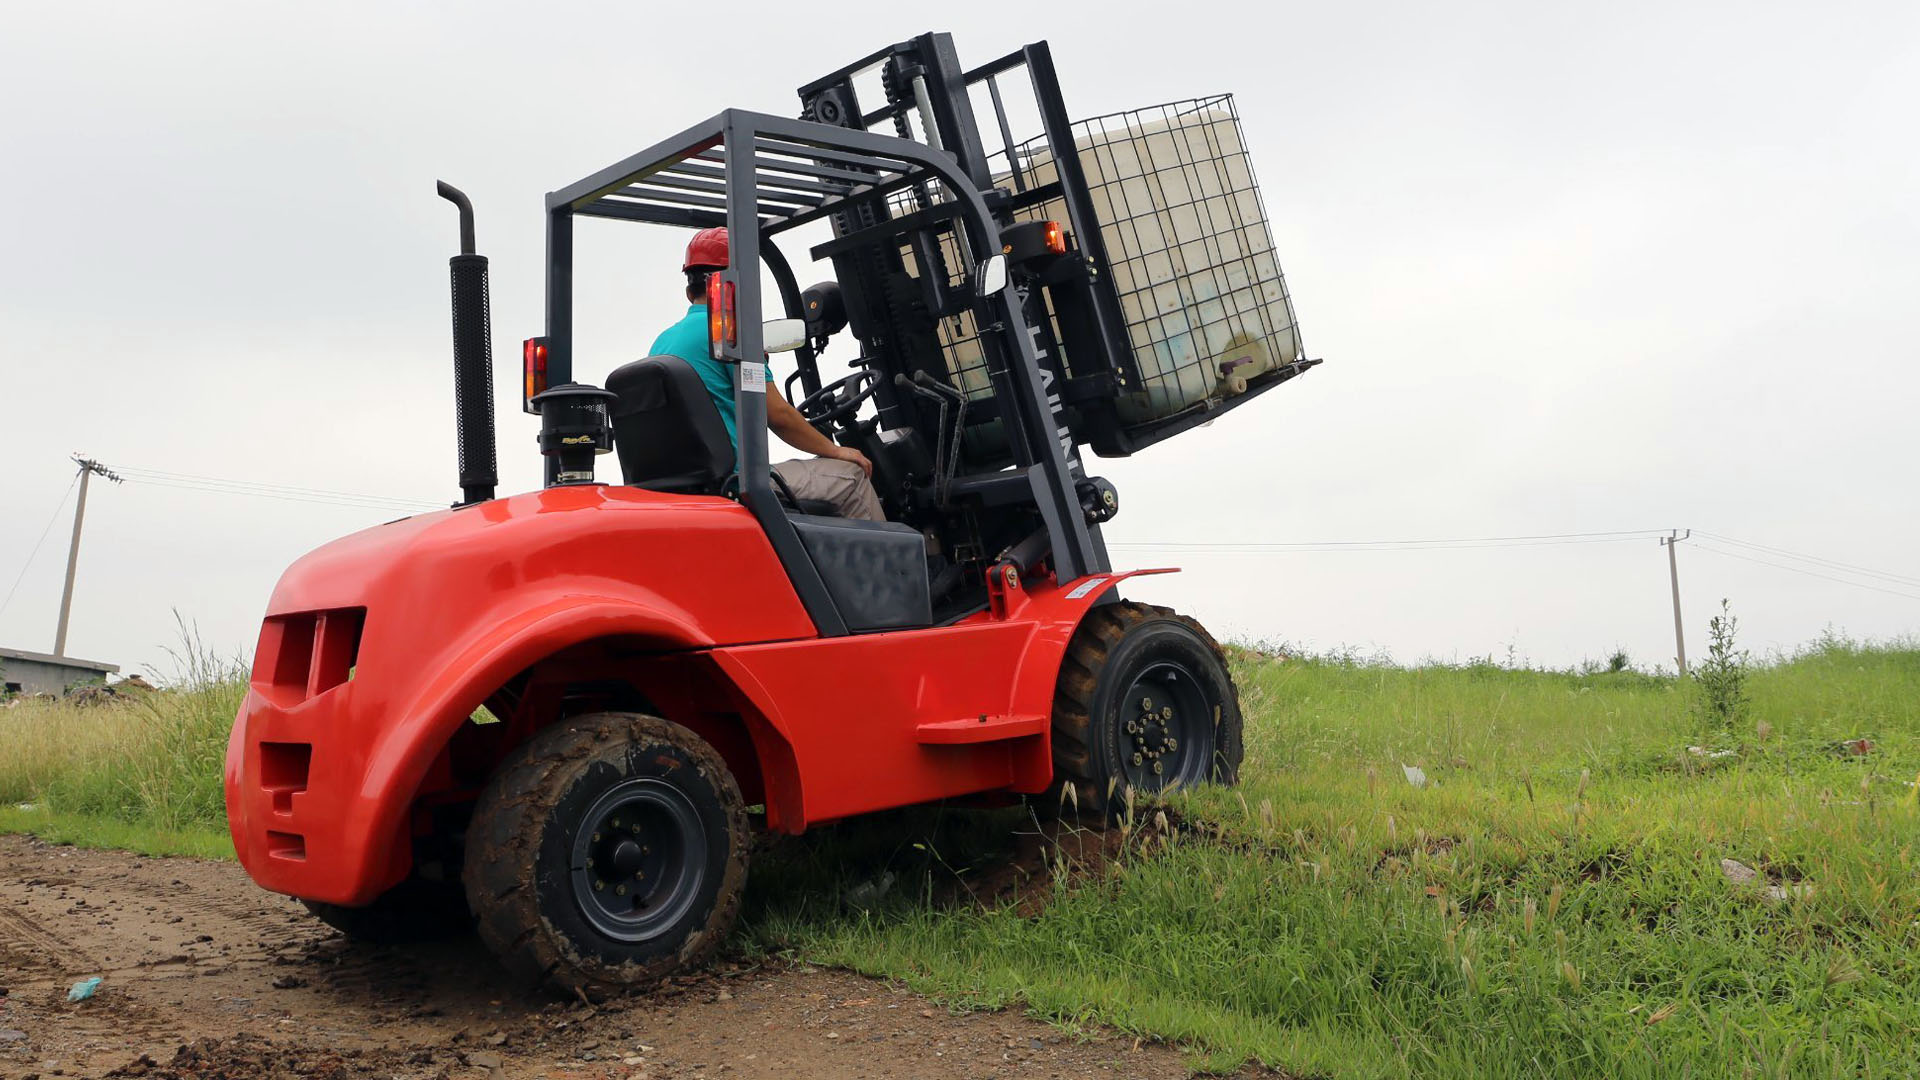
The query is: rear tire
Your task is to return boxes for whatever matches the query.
[1051,602,1243,818]
[463,712,749,993]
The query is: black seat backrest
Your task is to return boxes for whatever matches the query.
[606,355,734,493]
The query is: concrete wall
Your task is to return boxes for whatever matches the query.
[1,657,113,696]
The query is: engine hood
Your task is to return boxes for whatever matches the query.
[264,506,453,616]
[261,484,806,628]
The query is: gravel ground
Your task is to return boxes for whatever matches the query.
[0,834,1222,1079]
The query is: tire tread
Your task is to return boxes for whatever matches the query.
[1050,601,1244,816]
[462,713,748,993]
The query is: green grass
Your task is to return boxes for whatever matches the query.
[0,803,231,859]
[5,634,1918,1076]
[0,638,240,854]
[747,640,1920,1077]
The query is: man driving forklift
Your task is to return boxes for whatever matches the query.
[650,228,885,521]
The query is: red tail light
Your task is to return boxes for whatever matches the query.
[522,337,549,413]
[706,272,737,360]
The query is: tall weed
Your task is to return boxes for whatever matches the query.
[1692,598,1750,736]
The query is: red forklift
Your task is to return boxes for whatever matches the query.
[225,32,1316,991]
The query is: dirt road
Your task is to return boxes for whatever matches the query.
[0,834,1215,1079]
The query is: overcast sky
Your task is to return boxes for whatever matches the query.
[3,1,1916,680]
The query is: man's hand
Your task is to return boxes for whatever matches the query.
[827,446,873,478]
[767,381,873,476]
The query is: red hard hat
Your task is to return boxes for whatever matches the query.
[683,227,729,272]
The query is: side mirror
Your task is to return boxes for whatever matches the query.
[763,318,807,354]
[972,253,1008,297]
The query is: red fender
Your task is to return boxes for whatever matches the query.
[705,568,1177,830]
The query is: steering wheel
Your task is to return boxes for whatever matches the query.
[796,368,880,428]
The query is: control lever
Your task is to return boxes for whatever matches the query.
[894,373,968,507]
[915,373,969,507]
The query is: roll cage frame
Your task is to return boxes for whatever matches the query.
[540,109,1105,638]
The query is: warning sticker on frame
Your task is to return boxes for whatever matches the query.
[1065,576,1107,600]
[740,363,766,394]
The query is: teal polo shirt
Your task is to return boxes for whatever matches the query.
[648,303,769,453]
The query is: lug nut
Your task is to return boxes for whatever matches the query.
[1166,736,1177,751]
[1161,707,1172,720]
[1140,697,1154,712]
[1132,752,1144,766]
[616,884,627,896]
[594,880,605,891]
[1152,760,1164,775]
[592,832,602,842]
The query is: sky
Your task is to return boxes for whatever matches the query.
[2,1,1916,680]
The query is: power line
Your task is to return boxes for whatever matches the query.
[0,473,80,618]
[114,467,440,513]
[126,479,428,513]
[114,466,437,509]
[1693,530,1920,589]
[124,478,438,513]
[27,461,1920,614]
[1689,542,1920,603]
[1109,529,1669,553]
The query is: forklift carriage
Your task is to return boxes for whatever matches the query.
[224,32,1312,991]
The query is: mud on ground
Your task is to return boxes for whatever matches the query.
[0,834,1225,1079]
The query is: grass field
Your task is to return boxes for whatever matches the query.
[0,640,237,857]
[748,638,1920,1077]
[4,635,1917,1076]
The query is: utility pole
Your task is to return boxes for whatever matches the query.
[53,456,122,657]
[1660,529,1690,676]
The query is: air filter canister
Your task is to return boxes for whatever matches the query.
[529,383,616,485]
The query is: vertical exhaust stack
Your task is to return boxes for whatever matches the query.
[437,181,498,506]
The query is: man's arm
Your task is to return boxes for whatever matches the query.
[766,380,872,476]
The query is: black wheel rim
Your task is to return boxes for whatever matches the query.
[568,778,708,943]
[1116,660,1215,794]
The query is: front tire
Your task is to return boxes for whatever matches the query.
[463,712,749,993]
[1051,602,1243,818]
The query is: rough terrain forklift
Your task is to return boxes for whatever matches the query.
[225,32,1316,991]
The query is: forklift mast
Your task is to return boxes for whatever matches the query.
[795,34,1138,463]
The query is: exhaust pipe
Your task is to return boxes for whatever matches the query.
[437,181,497,506]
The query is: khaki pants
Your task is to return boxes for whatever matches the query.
[772,458,885,521]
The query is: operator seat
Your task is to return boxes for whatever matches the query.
[607,353,932,633]
[605,354,835,515]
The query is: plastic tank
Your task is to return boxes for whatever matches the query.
[1011,95,1302,425]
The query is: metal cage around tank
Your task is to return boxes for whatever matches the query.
[990,96,1304,430]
